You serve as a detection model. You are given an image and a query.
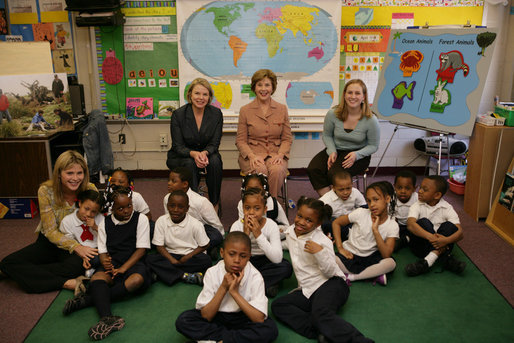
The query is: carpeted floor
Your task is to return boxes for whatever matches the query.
[25,247,514,343]
[1,176,514,343]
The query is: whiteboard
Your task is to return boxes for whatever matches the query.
[372,28,498,136]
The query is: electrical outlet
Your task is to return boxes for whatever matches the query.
[119,133,126,144]
[159,133,167,146]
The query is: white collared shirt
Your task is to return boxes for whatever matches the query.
[152,213,210,255]
[230,218,283,263]
[394,192,418,226]
[237,197,289,226]
[285,224,345,299]
[196,260,268,317]
[97,211,151,254]
[163,189,224,234]
[408,198,460,232]
[343,208,399,257]
[60,209,104,248]
[319,188,366,218]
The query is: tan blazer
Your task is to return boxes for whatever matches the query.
[236,98,293,160]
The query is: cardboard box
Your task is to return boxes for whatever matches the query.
[0,198,39,219]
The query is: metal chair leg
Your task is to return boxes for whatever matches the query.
[283,176,288,217]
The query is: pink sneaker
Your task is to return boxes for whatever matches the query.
[373,274,387,286]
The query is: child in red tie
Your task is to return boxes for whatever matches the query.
[60,190,105,285]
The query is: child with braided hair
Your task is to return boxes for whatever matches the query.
[62,186,151,341]
[333,181,399,286]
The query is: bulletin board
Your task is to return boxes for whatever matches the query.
[372,28,498,136]
[97,3,179,118]
[94,0,485,133]
[339,4,484,103]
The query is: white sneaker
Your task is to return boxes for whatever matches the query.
[85,268,95,278]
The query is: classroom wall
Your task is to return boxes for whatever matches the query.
[71,3,512,172]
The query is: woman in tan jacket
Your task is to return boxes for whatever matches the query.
[236,69,292,197]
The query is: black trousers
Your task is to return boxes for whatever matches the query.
[307,149,371,190]
[409,218,458,258]
[0,234,84,293]
[271,277,373,343]
[205,224,223,248]
[146,252,211,285]
[176,309,278,343]
[166,152,223,206]
[250,255,292,289]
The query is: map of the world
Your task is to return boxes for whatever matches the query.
[180,1,339,79]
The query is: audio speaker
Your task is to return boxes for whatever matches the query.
[414,136,468,155]
[69,84,85,117]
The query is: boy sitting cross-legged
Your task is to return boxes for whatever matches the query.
[164,167,224,259]
[175,231,278,343]
[146,190,211,286]
[405,175,466,276]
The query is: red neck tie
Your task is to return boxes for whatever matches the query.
[80,224,94,242]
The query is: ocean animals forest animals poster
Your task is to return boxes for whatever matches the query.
[373,28,498,136]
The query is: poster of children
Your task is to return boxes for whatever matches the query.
[0,73,73,137]
[126,97,154,119]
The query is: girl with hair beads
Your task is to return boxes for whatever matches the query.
[105,168,152,221]
[272,197,372,343]
[62,186,151,341]
[60,190,105,290]
[231,188,292,297]
[237,173,289,236]
[333,181,399,286]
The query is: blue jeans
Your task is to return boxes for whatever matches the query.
[0,109,12,124]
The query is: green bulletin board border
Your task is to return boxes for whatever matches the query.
[96,1,178,117]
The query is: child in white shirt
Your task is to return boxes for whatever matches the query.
[62,186,151,341]
[146,190,211,286]
[393,170,418,250]
[105,168,152,221]
[236,173,289,237]
[60,190,105,283]
[164,167,224,258]
[230,188,292,297]
[405,175,466,276]
[175,232,278,343]
[272,197,372,343]
[333,182,399,286]
[319,170,366,240]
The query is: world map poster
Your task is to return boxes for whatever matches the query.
[177,0,341,129]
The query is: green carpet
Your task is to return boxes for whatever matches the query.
[25,247,514,342]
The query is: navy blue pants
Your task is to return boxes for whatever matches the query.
[408,218,458,258]
[146,252,211,285]
[176,309,278,343]
[322,216,352,241]
[272,277,373,342]
[205,224,223,248]
[250,255,292,289]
